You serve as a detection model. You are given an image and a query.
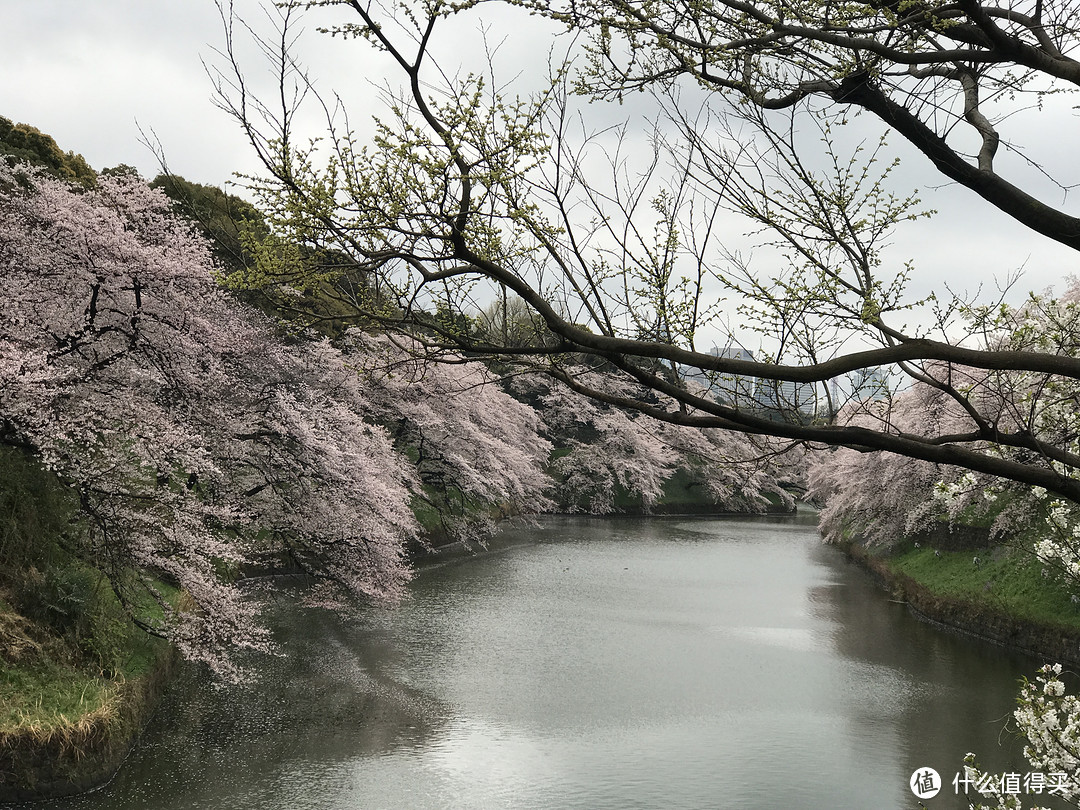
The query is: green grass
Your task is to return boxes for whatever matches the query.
[410,496,445,536]
[547,447,573,463]
[0,612,169,751]
[889,545,1080,630]
[0,662,121,745]
[0,564,173,750]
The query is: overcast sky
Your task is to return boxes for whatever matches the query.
[3,0,1077,347]
[2,2,254,184]
[0,0,532,185]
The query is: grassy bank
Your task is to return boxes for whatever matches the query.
[890,545,1080,631]
[0,627,167,746]
[850,539,1080,666]
[0,589,176,802]
[0,446,178,801]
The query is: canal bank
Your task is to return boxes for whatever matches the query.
[842,536,1080,669]
[7,512,1076,807]
[0,643,176,804]
[25,513,1055,810]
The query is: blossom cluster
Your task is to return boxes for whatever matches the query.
[810,282,1080,583]
[510,366,794,514]
[965,664,1080,810]
[0,162,554,676]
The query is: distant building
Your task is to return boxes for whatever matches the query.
[828,377,843,413]
[681,345,758,407]
[712,345,760,408]
[682,344,818,420]
[850,366,890,402]
[752,377,818,417]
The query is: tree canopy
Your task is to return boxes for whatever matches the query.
[547,0,1080,250]
[1,151,794,674]
[0,116,95,187]
[209,0,1080,506]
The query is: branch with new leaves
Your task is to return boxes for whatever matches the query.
[212,0,1080,506]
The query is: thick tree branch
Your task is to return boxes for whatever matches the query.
[832,71,1080,252]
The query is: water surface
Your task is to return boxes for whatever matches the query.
[41,513,1063,809]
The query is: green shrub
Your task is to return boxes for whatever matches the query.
[0,446,81,575]
[0,447,147,675]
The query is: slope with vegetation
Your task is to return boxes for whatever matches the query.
[0,446,176,800]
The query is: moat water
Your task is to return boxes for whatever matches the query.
[49,512,1067,809]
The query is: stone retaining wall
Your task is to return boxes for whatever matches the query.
[849,543,1080,669]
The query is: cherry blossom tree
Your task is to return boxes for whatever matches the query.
[4,155,789,676]
[1,162,263,675]
[0,161,422,677]
[220,337,422,603]
[341,332,556,542]
[810,278,1080,582]
[510,365,794,513]
[809,388,972,549]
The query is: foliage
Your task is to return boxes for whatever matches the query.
[0,446,168,692]
[148,172,384,335]
[0,446,81,577]
[511,366,795,513]
[204,0,1080,517]
[474,293,561,350]
[149,173,268,274]
[0,116,95,187]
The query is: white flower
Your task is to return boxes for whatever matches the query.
[1045,679,1066,697]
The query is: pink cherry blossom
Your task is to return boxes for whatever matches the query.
[0,163,420,677]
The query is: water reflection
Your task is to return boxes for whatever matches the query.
[47,596,449,810]
[17,512,1067,810]
[804,536,1039,806]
